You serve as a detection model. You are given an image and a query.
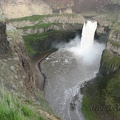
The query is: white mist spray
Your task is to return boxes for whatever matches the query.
[54,20,105,65]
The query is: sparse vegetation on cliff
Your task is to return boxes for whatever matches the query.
[0,21,61,120]
[23,31,57,42]
[112,22,120,32]
[0,90,48,120]
[7,14,80,23]
[109,40,120,48]
[23,31,57,55]
[82,13,120,120]
[82,69,120,120]
[8,15,50,22]
[22,29,77,56]
[17,23,59,30]
[102,49,120,67]
[82,96,98,120]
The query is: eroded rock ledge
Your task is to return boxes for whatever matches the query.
[0,21,61,120]
[0,22,35,96]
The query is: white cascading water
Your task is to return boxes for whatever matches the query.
[67,20,98,60]
[41,20,105,120]
[67,20,104,65]
[80,20,97,50]
[79,20,99,64]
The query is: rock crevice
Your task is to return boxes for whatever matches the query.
[0,22,11,58]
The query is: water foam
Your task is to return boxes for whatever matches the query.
[65,20,105,64]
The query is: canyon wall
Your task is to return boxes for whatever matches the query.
[43,0,74,14]
[0,21,60,119]
[7,14,84,90]
[0,22,35,96]
[0,22,11,58]
[0,0,52,18]
[8,14,84,35]
[0,0,75,19]
[73,0,120,13]
[1,0,120,19]
[100,22,120,75]
[1,13,84,96]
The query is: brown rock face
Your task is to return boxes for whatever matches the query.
[0,22,11,58]
[43,0,74,13]
[73,0,120,13]
[0,22,36,97]
[0,0,52,18]
[44,0,74,9]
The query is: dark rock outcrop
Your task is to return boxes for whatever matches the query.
[0,22,11,58]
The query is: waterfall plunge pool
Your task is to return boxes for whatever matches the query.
[40,20,106,120]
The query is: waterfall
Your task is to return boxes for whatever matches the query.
[80,20,97,51]
[42,20,105,120]
[65,20,98,60]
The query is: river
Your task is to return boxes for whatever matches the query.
[41,20,105,120]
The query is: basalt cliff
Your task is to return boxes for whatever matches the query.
[0,0,74,19]
[0,0,120,120]
[2,0,120,19]
[81,9,120,120]
[0,22,60,120]
[0,13,85,120]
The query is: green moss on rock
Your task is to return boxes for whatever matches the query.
[7,14,80,22]
[23,31,57,55]
[0,91,48,120]
[109,40,120,48]
[82,96,98,120]
[102,49,120,67]
[17,23,60,30]
[82,70,120,120]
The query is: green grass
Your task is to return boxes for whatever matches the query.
[17,23,59,30]
[82,69,120,120]
[23,30,57,42]
[82,96,98,120]
[7,14,60,22]
[23,31,55,55]
[105,70,120,106]
[23,30,58,55]
[7,15,51,22]
[102,49,120,67]
[34,91,53,115]
[25,44,36,55]
[0,93,48,120]
[39,115,48,120]
[21,105,35,117]
[7,13,80,22]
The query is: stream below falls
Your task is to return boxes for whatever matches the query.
[40,20,106,120]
